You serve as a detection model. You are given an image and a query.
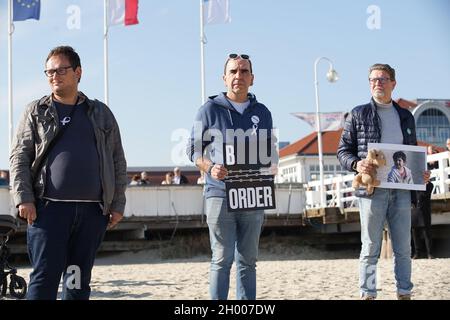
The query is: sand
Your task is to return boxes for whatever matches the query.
[6,240,449,300]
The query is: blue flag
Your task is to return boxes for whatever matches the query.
[13,0,40,21]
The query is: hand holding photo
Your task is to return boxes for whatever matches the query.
[352,149,387,195]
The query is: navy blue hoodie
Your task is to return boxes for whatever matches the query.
[187,92,278,199]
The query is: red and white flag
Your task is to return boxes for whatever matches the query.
[108,0,139,26]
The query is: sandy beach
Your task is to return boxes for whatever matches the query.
[6,236,450,300]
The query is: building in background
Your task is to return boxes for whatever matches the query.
[397,99,450,148]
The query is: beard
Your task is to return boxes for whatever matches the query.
[373,90,385,99]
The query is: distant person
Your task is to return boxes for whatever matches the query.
[139,171,151,185]
[129,174,141,186]
[0,170,8,186]
[387,151,414,184]
[412,146,435,259]
[172,167,189,185]
[10,46,127,300]
[426,146,438,170]
[161,172,173,185]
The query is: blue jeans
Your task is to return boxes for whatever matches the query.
[26,200,109,300]
[358,188,413,298]
[205,197,264,300]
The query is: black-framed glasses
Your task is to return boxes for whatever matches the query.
[44,66,73,77]
[228,53,250,60]
[369,77,391,84]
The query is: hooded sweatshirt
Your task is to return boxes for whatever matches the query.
[187,92,277,199]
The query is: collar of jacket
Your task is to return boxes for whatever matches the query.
[212,92,259,113]
[36,91,92,118]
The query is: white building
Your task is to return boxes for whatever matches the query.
[277,130,348,184]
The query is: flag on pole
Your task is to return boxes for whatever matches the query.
[291,112,348,132]
[108,0,139,26]
[13,0,40,21]
[203,0,230,25]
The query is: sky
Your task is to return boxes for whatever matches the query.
[0,0,449,170]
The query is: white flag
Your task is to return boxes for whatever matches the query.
[291,112,347,132]
[203,0,231,25]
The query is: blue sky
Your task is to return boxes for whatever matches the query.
[0,0,449,170]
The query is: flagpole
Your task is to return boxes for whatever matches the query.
[199,0,206,104]
[103,0,109,106]
[7,0,14,152]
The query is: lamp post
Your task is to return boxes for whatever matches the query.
[314,57,339,208]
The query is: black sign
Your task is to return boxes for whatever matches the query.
[223,144,276,212]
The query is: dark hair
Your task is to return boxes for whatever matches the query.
[46,46,81,82]
[393,151,406,162]
[369,63,395,81]
[224,57,253,75]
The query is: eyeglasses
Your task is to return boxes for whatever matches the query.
[44,66,74,77]
[369,77,391,84]
[228,53,250,60]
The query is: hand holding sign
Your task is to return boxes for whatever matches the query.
[211,164,228,180]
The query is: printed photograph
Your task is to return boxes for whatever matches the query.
[368,143,427,191]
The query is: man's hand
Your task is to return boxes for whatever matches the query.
[423,170,431,184]
[19,202,37,225]
[356,159,377,175]
[210,164,228,180]
[108,211,123,230]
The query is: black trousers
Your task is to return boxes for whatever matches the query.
[412,225,432,256]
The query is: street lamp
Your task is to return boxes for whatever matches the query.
[314,57,339,208]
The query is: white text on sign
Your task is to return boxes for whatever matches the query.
[228,186,273,210]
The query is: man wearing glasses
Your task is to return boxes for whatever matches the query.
[337,64,430,300]
[10,46,127,300]
[187,54,277,300]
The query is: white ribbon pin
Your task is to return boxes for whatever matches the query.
[60,116,71,126]
[251,115,259,135]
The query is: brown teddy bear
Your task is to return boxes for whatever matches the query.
[352,149,387,195]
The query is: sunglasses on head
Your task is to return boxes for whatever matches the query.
[228,53,250,60]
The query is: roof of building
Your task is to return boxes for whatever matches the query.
[279,129,343,157]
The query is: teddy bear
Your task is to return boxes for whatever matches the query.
[352,149,386,195]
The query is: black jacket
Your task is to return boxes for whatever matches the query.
[337,98,417,171]
[337,98,417,196]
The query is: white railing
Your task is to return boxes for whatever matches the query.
[305,151,450,209]
[0,185,306,218]
[2,151,450,219]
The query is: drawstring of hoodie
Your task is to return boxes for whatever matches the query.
[227,109,234,126]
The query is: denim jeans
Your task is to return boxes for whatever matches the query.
[358,188,413,298]
[205,197,264,300]
[26,200,109,300]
